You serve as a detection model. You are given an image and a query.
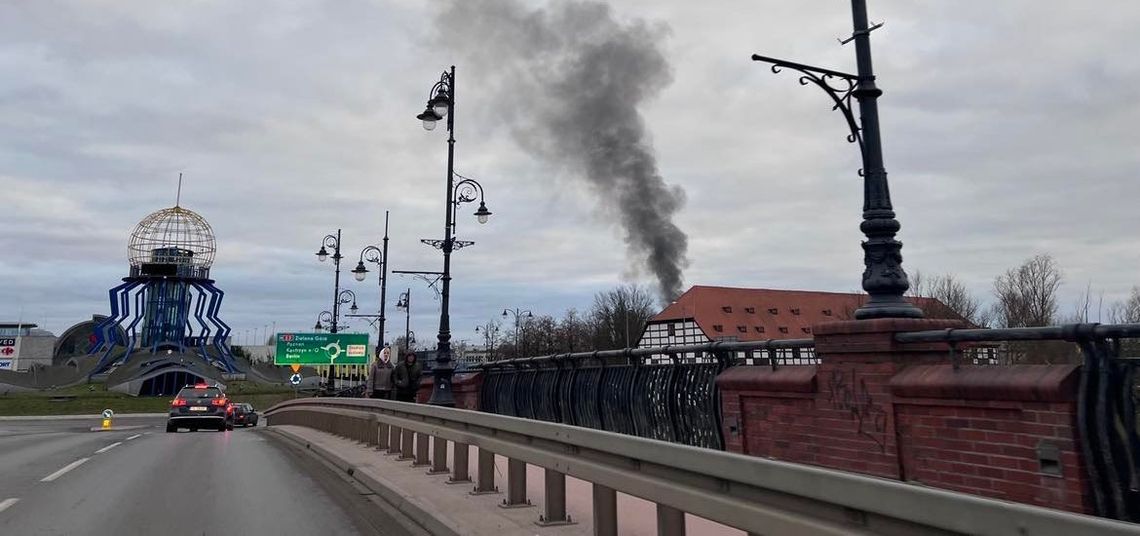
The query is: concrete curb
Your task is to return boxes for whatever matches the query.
[0,413,167,421]
[264,426,460,536]
[89,425,151,432]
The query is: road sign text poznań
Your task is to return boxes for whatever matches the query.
[274,333,370,365]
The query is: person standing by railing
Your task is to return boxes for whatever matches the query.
[368,345,394,399]
[393,351,422,402]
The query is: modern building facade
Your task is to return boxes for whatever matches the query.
[0,323,57,371]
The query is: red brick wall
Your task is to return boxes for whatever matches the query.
[718,319,1093,514]
[414,372,483,410]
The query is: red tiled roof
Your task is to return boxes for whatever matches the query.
[649,285,952,342]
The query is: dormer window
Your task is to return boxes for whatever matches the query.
[768,308,778,315]
[737,326,747,333]
[790,308,801,315]
[822,309,833,316]
[778,327,789,334]
[722,306,733,313]
[754,326,765,333]
[801,327,811,333]
[745,307,756,314]
[713,324,724,332]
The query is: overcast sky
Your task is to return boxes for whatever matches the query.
[1,1,1138,345]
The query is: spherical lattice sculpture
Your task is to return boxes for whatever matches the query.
[128,206,216,270]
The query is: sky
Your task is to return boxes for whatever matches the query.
[1,0,1138,345]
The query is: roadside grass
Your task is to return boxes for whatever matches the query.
[0,381,299,416]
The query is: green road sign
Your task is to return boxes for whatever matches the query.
[274,333,370,365]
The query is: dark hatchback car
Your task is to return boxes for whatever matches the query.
[231,403,258,427]
[167,384,234,432]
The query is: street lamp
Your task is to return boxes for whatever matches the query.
[475,323,500,361]
[350,211,391,357]
[314,310,333,331]
[395,289,412,351]
[750,0,922,320]
[415,65,494,407]
[316,230,347,332]
[502,308,533,359]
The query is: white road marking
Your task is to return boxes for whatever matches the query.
[95,441,122,454]
[143,432,152,435]
[41,458,90,482]
[125,434,142,441]
[0,498,18,513]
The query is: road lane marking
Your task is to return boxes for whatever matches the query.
[0,498,18,513]
[95,441,122,454]
[125,434,142,441]
[41,458,90,482]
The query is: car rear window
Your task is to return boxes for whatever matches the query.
[178,388,222,399]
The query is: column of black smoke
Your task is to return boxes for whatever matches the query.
[435,0,688,302]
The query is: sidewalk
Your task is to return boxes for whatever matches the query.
[268,425,742,536]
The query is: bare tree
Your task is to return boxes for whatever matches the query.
[589,284,657,350]
[992,254,1063,328]
[475,318,504,361]
[1108,286,1140,324]
[555,308,592,352]
[908,271,987,325]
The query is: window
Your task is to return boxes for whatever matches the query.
[801,327,811,333]
[778,327,789,334]
[722,306,733,313]
[790,308,801,315]
[768,308,779,314]
[713,324,724,332]
[822,309,833,316]
[745,307,756,314]
[737,326,747,333]
[667,324,676,337]
[754,326,765,333]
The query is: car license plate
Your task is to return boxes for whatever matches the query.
[190,406,207,411]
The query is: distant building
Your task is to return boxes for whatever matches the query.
[636,286,951,363]
[0,323,57,371]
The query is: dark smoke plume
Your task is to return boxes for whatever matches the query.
[435,0,688,302]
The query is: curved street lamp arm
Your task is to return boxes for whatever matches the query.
[321,234,339,250]
[358,245,383,265]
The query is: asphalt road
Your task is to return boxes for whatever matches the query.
[0,416,416,536]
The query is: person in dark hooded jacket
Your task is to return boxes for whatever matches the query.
[392,351,423,402]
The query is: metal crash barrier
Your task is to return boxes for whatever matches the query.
[265,398,1140,536]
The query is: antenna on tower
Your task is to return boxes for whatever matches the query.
[176,173,183,207]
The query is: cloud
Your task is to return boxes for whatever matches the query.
[1,0,1138,340]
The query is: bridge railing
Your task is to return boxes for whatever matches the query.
[264,397,1140,536]
[895,323,1140,522]
[473,339,815,450]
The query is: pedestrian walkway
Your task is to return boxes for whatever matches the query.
[270,425,742,536]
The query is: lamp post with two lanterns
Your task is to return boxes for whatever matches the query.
[502,308,533,359]
[350,211,391,357]
[415,65,493,407]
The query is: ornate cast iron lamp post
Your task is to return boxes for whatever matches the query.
[415,65,493,406]
[751,0,922,320]
[350,211,391,357]
[395,290,413,351]
[501,308,533,359]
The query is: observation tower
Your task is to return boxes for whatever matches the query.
[89,200,237,374]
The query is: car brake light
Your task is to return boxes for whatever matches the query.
[172,398,187,406]
[194,383,209,388]
[211,398,227,406]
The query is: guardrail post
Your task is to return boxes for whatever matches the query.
[428,435,449,474]
[500,458,532,508]
[656,504,685,536]
[413,432,430,466]
[377,422,389,450]
[536,468,574,526]
[386,425,401,455]
[592,483,617,536]
[399,428,414,460]
[470,447,498,495]
[449,442,471,484]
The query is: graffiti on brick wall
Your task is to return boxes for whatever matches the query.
[826,369,888,452]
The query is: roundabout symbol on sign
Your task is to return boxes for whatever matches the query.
[289,373,302,386]
[102,409,114,419]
